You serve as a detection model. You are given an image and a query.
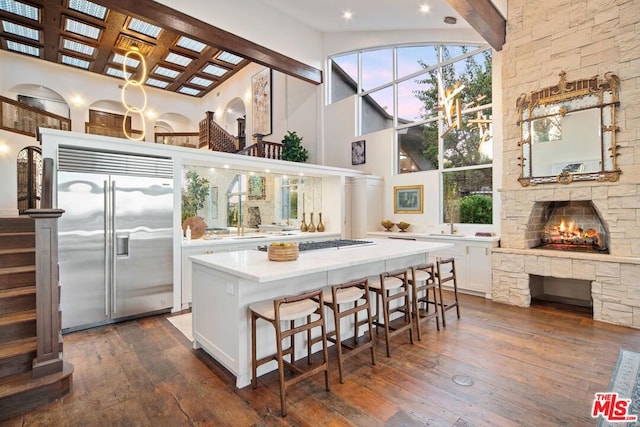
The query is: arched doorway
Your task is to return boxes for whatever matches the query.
[17,146,42,213]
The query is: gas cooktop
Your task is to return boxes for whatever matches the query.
[257,239,375,252]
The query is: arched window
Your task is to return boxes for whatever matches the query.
[17,146,42,213]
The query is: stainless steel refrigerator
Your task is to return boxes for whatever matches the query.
[57,147,174,331]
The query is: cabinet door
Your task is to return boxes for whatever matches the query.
[465,243,491,295]
[182,247,222,308]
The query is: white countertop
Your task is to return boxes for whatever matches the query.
[190,238,453,283]
[182,231,341,248]
[367,231,501,242]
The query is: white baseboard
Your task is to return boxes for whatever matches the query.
[0,208,19,217]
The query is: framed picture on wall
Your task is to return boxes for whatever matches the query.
[394,185,423,214]
[351,140,366,165]
[248,175,266,200]
[251,68,272,136]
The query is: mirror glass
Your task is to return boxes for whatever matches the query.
[517,71,620,185]
[182,165,322,234]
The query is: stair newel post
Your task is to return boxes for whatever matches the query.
[25,208,65,378]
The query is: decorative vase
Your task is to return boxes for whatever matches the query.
[300,213,308,232]
[308,212,316,232]
[317,212,325,232]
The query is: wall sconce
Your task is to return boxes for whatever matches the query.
[121,46,147,141]
[70,95,85,107]
[0,142,9,157]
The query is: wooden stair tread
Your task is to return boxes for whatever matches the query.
[0,309,37,327]
[0,265,35,275]
[0,248,35,255]
[0,337,37,359]
[0,361,73,398]
[0,286,36,299]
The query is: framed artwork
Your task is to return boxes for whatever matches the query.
[351,140,366,165]
[251,68,272,136]
[394,185,423,214]
[248,176,266,200]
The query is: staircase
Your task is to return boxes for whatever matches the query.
[0,216,72,420]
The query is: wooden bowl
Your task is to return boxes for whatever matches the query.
[397,223,411,232]
[267,244,299,261]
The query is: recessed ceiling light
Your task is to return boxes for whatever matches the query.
[62,38,95,56]
[178,86,201,96]
[165,52,193,67]
[64,17,101,40]
[343,11,353,20]
[112,53,139,68]
[216,51,243,65]
[202,63,228,77]
[68,0,107,20]
[420,5,430,14]
[105,66,131,79]
[145,77,170,88]
[127,17,161,38]
[154,66,180,78]
[190,76,214,87]
[0,0,39,21]
[2,20,39,40]
[176,36,206,53]
[6,40,39,56]
[444,16,457,25]
[61,54,90,69]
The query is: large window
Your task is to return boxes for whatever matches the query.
[329,44,493,224]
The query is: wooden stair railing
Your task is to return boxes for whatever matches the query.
[0,158,72,420]
[0,95,71,137]
[199,111,238,152]
[237,133,283,160]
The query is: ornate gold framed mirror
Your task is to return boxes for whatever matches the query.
[516,71,620,186]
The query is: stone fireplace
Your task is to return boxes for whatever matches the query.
[493,0,640,329]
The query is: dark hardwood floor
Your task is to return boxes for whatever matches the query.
[4,292,639,426]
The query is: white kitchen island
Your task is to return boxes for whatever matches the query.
[190,238,453,388]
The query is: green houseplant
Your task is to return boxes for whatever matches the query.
[182,170,209,222]
[281,131,308,162]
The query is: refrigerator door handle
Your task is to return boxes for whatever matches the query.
[104,180,110,317]
[111,180,117,315]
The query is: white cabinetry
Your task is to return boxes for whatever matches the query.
[368,232,499,298]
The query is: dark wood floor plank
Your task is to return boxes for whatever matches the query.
[5,293,640,425]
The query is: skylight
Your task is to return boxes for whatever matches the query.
[68,0,107,20]
[6,40,39,56]
[165,52,193,67]
[2,20,39,40]
[216,51,243,65]
[190,76,213,87]
[62,38,95,56]
[112,53,140,68]
[61,54,90,69]
[127,17,161,38]
[0,0,39,21]
[105,66,131,79]
[145,77,170,88]
[64,17,101,40]
[154,66,180,79]
[178,86,201,96]
[202,64,228,77]
[176,36,206,53]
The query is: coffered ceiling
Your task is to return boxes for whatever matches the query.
[0,0,252,97]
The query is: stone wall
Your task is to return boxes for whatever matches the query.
[493,0,640,327]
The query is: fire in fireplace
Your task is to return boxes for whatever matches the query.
[530,201,609,253]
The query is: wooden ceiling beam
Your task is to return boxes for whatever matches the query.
[96,0,323,85]
[446,0,506,51]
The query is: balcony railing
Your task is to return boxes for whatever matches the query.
[155,132,200,148]
[0,95,71,137]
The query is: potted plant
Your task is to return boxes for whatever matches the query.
[281,131,308,162]
[182,170,209,222]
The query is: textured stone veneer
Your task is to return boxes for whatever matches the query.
[494,0,640,328]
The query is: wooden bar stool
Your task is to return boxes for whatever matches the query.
[436,257,461,327]
[249,288,330,416]
[408,263,440,340]
[369,268,414,357]
[322,278,376,383]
